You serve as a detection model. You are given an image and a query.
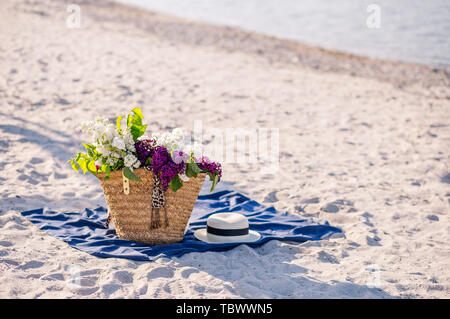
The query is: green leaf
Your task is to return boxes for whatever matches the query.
[210,174,219,192]
[82,143,95,151]
[105,165,111,180]
[169,175,183,192]
[116,115,123,131]
[131,107,144,119]
[205,172,219,192]
[186,162,201,178]
[126,107,147,140]
[70,159,79,173]
[127,113,132,128]
[145,157,152,166]
[112,159,123,171]
[76,157,87,174]
[123,167,142,182]
[130,123,147,140]
[87,160,98,175]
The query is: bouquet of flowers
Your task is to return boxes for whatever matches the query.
[69,107,221,192]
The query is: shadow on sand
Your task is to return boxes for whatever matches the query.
[170,241,395,298]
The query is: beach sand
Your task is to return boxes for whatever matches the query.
[0,0,449,298]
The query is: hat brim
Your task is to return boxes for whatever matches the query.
[194,229,261,244]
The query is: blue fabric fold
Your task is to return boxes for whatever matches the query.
[20,181,342,261]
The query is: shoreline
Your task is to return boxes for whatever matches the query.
[96,0,449,90]
[115,0,450,71]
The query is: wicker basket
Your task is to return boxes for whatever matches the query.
[98,168,205,245]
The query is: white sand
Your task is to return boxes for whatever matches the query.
[0,0,449,298]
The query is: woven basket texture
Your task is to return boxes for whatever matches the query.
[98,168,205,245]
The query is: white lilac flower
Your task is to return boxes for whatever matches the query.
[151,128,185,151]
[112,137,126,150]
[104,124,116,143]
[96,145,111,156]
[172,128,184,139]
[92,123,104,142]
[124,154,139,168]
[122,129,136,153]
[80,120,94,136]
[94,116,110,125]
[106,157,117,167]
[112,151,122,159]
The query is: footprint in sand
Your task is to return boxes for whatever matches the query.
[321,203,339,213]
[427,215,439,221]
[137,283,148,296]
[181,267,199,279]
[113,270,134,284]
[366,235,382,246]
[19,261,45,270]
[361,212,375,227]
[322,199,355,213]
[17,174,39,185]
[102,283,122,296]
[147,267,175,280]
[162,281,188,295]
[317,251,340,264]
[440,173,450,184]
[79,269,101,277]
[193,285,206,293]
[54,172,68,179]
[29,157,44,164]
[301,197,320,204]
[76,287,99,296]
[62,192,76,197]
[0,240,13,247]
[78,277,98,287]
[17,170,50,185]
[41,273,65,281]
[2,259,19,267]
[263,191,278,203]
[65,267,100,296]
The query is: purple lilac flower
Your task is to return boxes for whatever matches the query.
[196,155,222,180]
[135,139,157,166]
[151,146,185,191]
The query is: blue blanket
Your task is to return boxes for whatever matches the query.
[20,182,342,261]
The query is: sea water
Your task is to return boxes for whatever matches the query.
[116,0,450,68]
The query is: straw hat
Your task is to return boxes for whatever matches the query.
[194,213,261,244]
